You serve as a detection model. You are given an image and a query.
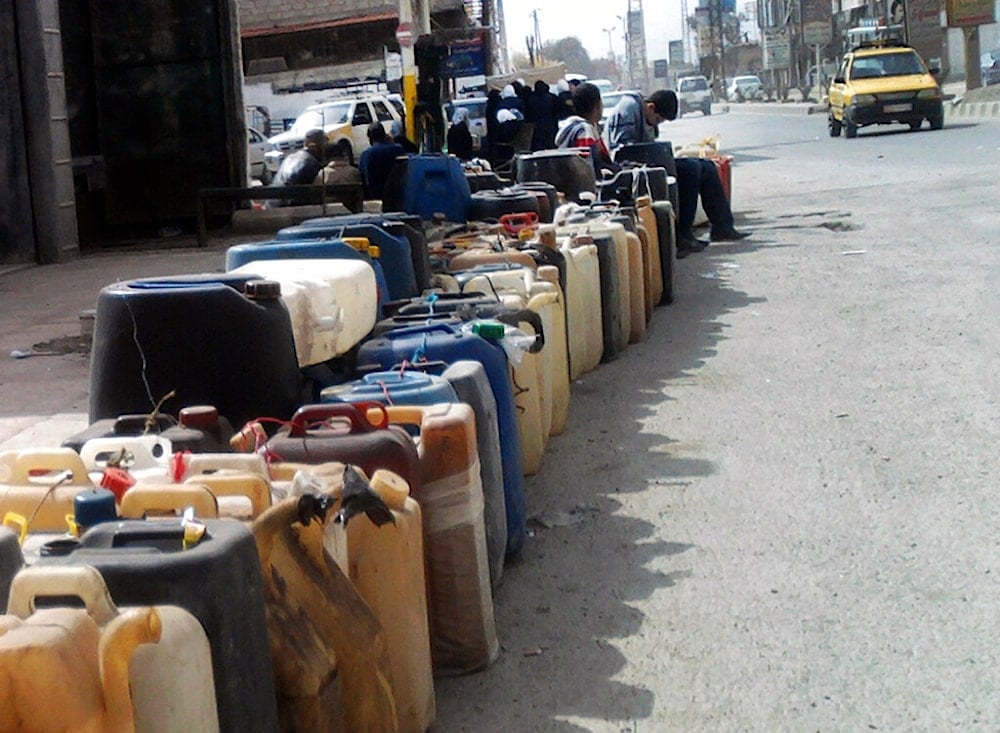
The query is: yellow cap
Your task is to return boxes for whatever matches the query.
[342,237,370,252]
[368,244,380,258]
[370,469,409,511]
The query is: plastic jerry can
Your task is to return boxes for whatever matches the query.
[635,195,664,310]
[35,518,278,733]
[79,434,172,484]
[278,222,417,302]
[300,213,431,295]
[651,200,677,305]
[89,274,302,430]
[225,236,391,317]
[545,230,602,379]
[378,404,499,675]
[396,360,507,590]
[252,492,399,733]
[266,403,421,495]
[63,407,235,456]
[321,370,458,408]
[460,266,570,438]
[229,259,377,367]
[347,469,435,732]
[400,154,472,223]
[625,228,647,343]
[446,246,538,274]
[356,322,527,556]
[0,526,23,613]
[559,224,629,362]
[0,448,97,533]
[4,565,220,732]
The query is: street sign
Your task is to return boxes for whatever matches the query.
[653,59,668,78]
[669,40,685,67]
[762,27,790,69]
[395,22,414,48]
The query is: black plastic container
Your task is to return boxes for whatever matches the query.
[651,200,677,305]
[590,232,625,362]
[62,406,235,454]
[613,142,680,215]
[515,149,596,204]
[0,526,24,613]
[36,519,278,732]
[88,275,303,431]
[467,189,540,222]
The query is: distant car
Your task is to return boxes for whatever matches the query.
[266,94,402,172]
[981,49,1000,86]
[247,127,270,183]
[727,75,763,102]
[443,96,488,152]
[677,75,712,116]
[589,78,615,94]
[827,41,943,138]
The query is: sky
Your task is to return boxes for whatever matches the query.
[500,0,687,66]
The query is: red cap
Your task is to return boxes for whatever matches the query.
[100,467,136,502]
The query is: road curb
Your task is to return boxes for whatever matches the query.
[946,100,1000,120]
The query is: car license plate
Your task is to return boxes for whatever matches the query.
[884,103,912,113]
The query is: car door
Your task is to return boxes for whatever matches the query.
[828,57,850,119]
[351,102,375,153]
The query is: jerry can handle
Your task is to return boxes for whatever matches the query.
[289,401,389,437]
[3,511,28,545]
[494,309,545,353]
[8,566,119,625]
[374,321,458,339]
[119,483,220,520]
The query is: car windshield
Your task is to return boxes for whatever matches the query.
[681,78,708,91]
[601,93,626,112]
[290,103,351,134]
[851,51,925,79]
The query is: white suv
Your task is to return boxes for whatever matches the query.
[266,94,402,172]
[677,75,713,116]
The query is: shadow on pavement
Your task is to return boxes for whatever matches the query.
[433,242,768,731]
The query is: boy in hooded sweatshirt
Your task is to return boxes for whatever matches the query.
[554,82,615,173]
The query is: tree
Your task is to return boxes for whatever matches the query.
[541,37,593,76]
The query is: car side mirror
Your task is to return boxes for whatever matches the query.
[833,76,845,84]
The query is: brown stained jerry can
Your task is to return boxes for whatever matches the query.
[252,490,399,733]
[634,195,664,311]
[267,404,422,494]
[378,404,499,675]
[3,565,219,733]
[0,449,97,533]
[347,470,435,733]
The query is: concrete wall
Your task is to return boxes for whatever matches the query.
[0,2,36,265]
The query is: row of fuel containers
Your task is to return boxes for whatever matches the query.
[0,153,680,731]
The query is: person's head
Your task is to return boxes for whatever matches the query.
[324,138,354,166]
[367,121,388,144]
[501,84,517,99]
[451,107,470,127]
[534,79,550,94]
[571,82,603,124]
[555,79,569,94]
[304,128,326,158]
[643,89,678,126]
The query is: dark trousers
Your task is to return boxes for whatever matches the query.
[675,157,734,239]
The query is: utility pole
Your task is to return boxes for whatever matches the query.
[397,0,417,141]
[530,8,542,58]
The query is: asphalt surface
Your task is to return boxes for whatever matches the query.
[1,103,997,731]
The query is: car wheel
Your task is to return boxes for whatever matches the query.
[259,166,272,185]
[908,120,922,131]
[844,118,858,138]
[702,102,712,116]
[829,116,842,137]
[929,113,944,130]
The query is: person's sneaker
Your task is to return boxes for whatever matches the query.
[710,228,750,242]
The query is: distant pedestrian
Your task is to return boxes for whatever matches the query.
[447,107,475,160]
[265,128,325,208]
[358,122,405,200]
[527,79,558,151]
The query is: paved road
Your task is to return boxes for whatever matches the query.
[434,111,1000,730]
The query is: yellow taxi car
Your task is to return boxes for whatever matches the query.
[828,41,944,138]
